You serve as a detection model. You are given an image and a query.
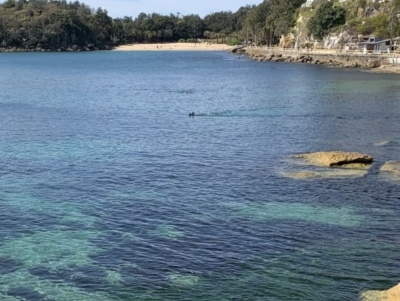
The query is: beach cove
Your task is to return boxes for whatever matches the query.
[114,42,233,51]
[0,51,400,300]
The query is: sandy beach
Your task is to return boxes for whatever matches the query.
[114,43,233,51]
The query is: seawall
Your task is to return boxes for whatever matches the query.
[243,48,387,69]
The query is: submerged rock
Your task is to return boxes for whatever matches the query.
[168,274,199,288]
[380,161,400,182]
[361,283,400,301]
[296,151,373,167]
[281,169,367,179]
[380,161,400,174]
[282,171,320,179]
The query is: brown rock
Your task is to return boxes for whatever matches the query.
[368,60,381,68]
[361,283,400,301]
[296,151,373,167]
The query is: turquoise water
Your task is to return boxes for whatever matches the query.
[0,51,400,300]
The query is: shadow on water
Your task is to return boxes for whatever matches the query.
[0,256,23,275]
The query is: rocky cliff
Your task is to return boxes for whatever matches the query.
[279,0,397,50]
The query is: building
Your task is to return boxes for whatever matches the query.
[361,37,391,53]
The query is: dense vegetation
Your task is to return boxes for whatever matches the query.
[0,0,306,50]
[4,0,398,50]
[307,2,346,40]
[338,0,400,40]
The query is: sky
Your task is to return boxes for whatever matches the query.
[80,0,262,18]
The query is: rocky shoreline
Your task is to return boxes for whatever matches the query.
[233,48,400,74]
[241,48,384,69]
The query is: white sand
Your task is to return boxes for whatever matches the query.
[114,43,233,51]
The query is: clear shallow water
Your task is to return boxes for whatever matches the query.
[0,51,400,300]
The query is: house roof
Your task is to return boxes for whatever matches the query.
[360,37,400,45]
[360,39,390,45]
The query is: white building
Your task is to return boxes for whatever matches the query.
[361,37,391,53]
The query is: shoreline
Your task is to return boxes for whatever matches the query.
[114,43,232,51]
[3,43,400,74]
[238,47,400,74]
[0,43,233,53]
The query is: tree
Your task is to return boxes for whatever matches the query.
[274,19,289,36]
[307,1,346,40]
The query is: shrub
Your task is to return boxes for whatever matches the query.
[178,39,186,43]
[357,13,390,38]
[227,39,240,46]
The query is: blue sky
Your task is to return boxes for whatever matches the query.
[81,0,262,18]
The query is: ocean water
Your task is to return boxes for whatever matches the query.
[0,51,400,301]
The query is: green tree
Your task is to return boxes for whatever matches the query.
[307,1,346,40]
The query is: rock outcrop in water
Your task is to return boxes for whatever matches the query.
[296,151,373,167]
[281,151,373,180]
[380,161,400,174]
[361,283,400,301]
[380,161,400,181]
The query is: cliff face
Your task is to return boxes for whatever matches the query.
[283,0,396,49]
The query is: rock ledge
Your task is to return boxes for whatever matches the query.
[361,283,400,301]
[296,151,373,167]
[380,161,400,174]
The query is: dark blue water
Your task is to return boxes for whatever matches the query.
[0,51,400,300]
